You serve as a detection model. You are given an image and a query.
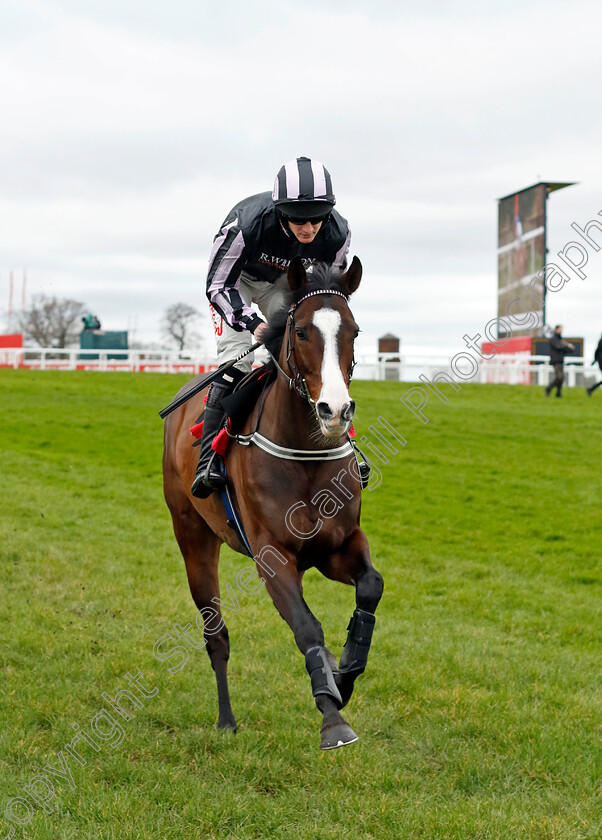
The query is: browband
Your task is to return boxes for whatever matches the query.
[290,289,348,314]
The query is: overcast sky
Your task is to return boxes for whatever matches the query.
[1,0,601,358]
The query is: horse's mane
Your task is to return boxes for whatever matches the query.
[263,262,347,359]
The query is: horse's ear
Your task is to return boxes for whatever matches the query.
[287,255,307,291]
[338,256,362,296]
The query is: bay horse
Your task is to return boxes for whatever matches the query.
[162,256,383,749]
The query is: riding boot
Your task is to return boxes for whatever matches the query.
[190,382,231,499]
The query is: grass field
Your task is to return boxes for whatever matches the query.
[1,369,600,840]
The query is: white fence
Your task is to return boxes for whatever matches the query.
[0,347,219,375]
[365,353,593,388]
[0,346,595,387]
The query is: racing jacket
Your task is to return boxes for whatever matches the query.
[206,191,351,333]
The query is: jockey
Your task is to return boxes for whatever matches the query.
[191,156,351,498]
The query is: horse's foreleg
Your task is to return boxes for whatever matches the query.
[169,497,237,732]
[258,552,358,749]
[323,529,384,708]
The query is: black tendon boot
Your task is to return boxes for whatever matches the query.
[191,381,232,499]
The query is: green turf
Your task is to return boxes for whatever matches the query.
[1,369,600,839]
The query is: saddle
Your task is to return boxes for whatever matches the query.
[222,364,277,432]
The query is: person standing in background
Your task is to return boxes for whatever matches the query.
[545,325,574,398]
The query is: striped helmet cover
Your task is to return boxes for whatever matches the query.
[272,157,335,206]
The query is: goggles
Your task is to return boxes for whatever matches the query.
[281,211,331,226]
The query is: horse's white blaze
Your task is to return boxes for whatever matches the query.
[312,309,350,424]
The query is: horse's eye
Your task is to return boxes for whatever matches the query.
[295,328,307,341]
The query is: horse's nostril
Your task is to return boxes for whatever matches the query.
[341,401,355,422]
[317,401,333,420]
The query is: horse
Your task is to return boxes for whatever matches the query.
[162,256,384,749]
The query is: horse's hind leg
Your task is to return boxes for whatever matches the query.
[169,498,237,732]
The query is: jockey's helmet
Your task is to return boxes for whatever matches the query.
[272,157,336,222]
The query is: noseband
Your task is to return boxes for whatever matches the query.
[268,289,356,404]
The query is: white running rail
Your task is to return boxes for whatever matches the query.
[0,347,596,387]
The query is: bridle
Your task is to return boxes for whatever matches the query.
[267,289,356,405]
[231,287,361,465]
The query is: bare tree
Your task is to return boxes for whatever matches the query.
[17,294,87,348]
[161,303,203,351]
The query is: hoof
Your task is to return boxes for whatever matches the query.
[320,722,358,750]
[216,716,237,733]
